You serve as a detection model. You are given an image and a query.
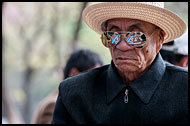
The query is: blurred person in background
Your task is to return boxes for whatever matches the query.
[31,49,104,124]
[160,29,188,68]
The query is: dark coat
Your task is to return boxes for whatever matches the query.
[51,53,188,124]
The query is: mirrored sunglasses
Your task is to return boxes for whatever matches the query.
[101,31,147,48]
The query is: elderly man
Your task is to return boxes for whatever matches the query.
[52,2,188,124]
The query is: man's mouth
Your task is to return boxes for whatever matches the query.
[117,56,136,60]
[116,57,137,63]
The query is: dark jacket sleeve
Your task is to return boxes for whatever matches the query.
[51,83,74,124]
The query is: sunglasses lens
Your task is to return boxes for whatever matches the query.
[125,32,146,48]
[107,31,114,37]
[101,32,147,48]
[111,33,120,44]
[141,34,146,41]
[101,32,120,47]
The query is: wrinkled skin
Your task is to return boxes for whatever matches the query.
[103,18,165,84]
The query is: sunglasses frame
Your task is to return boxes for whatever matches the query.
[101,31,147,48]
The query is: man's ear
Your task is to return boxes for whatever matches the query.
[156,29,166,53]
[68,67,80,77]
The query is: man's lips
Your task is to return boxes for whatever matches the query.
[116,57,137,60]
[116,57,137,63]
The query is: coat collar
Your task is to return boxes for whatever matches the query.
[106,53,166,104]
[106,60,127,104]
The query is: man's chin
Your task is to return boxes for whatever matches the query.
[116,64,139,73]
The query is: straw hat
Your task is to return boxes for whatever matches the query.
[82,2,187,43]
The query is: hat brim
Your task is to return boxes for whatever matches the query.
[82,2,187,43]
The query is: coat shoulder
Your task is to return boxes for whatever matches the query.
[163,62,188,88]
[165,62,188,74]
[58,65,109,95]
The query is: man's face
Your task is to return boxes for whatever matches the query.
[105,18,164,74]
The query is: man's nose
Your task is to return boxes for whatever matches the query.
[115,37,133,51]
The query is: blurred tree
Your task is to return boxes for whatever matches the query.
[49,2,63,78]
[3,2,90,123]
[16,3,46,123]
[71,2,88,50]
[2,2,24,124]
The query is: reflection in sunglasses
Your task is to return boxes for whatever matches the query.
[101,31,147,48]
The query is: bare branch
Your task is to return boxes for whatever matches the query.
[71,2,88,50]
